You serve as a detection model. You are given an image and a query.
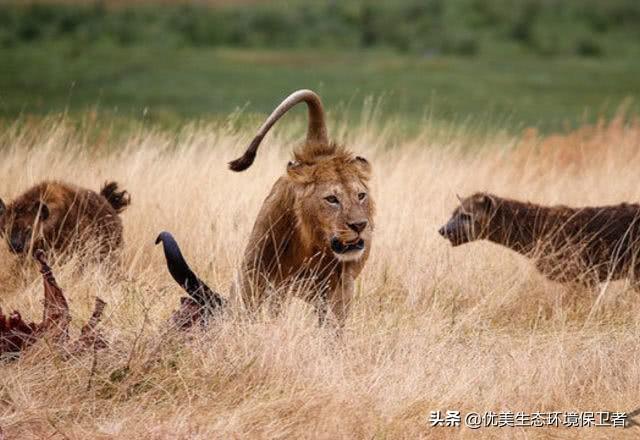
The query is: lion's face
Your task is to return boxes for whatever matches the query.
[438,193,496,246]
[0,197,49,254]
[288,153,374,262]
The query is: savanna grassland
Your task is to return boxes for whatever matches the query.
[1,112,640,439]
[2,1,640,438]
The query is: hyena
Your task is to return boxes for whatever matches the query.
[0,180,130,260]
[439,192,640,288]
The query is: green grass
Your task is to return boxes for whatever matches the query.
[1,43,639,133]
[1,1,639,133]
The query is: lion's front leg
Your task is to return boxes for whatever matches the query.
[326,270,354,328]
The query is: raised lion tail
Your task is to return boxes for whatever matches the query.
[155,231,225,313]
[100,181,131,214]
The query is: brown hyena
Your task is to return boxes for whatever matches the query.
[0,180,130,260]
[438,192,640,288]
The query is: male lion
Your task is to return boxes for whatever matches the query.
[0,180,130,260]
[158,89,374,325]
[439,192,640,288]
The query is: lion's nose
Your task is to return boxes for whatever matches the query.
[438,226,446,237]
[347,221,368,233]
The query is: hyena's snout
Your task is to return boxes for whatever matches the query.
[438,218,471,246]
[9,232,26,253]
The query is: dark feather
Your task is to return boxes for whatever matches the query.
[155,231,224,311]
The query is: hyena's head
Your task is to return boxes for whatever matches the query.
[0,197,50,254]
[438,193,497,246]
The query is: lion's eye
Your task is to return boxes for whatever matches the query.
[358,192,367,201]
[324,195,340,205]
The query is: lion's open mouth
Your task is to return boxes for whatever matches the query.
[331,237,365,255]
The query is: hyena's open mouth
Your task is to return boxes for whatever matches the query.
[438,226,469,247]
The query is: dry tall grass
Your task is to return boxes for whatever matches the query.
[1,112,640,439]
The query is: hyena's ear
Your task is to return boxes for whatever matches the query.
[476,194,496,211]
[34,202,49,221]
[0,199,5,237]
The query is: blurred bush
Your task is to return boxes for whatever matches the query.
[0,0,639,57]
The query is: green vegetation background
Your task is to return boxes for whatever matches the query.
[1,0,639,133]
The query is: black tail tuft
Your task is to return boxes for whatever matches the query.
[228,153,254,172]
[100,181,131,214]
[155,231,224,311]
[228,135,263,172]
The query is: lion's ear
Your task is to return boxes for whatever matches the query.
[352,156,371,179]
[286,161,314,184]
